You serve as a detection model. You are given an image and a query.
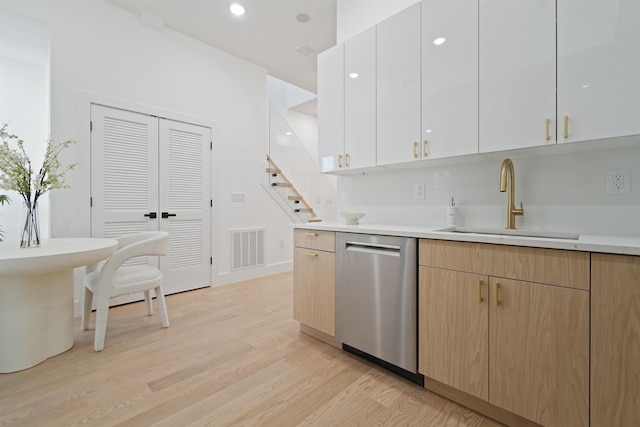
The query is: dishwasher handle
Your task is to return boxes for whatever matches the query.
[345,240,401,256]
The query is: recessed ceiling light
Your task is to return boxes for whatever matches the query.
[581,84,590,89]
[285,132,292,135]
[425,129,433,133]
[349,72,359,79]
[296,13,310,23]
[433,37,446,46]
[230,3,245,16]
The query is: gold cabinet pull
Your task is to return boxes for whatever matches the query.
[338,154,343,168]
[304,232,318,237]
[345,153,350,167]
[495,282,501,306]
[413,141,418,158]
[478,280,484,303]
[545,118,550,141]
[423,140,428,157]
[305,252,318,257]
[563,115,569,139]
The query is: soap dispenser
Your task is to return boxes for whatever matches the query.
[446,197,458,227]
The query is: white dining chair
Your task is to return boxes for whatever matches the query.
[82,231,170,352]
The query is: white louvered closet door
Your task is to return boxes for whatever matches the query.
[158,119,211,294]
[91,104,211,299]
[90,104,160,269]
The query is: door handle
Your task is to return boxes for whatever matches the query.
[144,212,157,219]
[161,212,177,218]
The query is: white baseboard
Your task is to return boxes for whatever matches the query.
[213,261,293,287]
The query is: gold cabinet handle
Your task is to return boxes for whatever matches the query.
[478,280,484,303]
[305,252,318,257]
[413,141,418,158]
[545,118,550,141]
[563,115,569,139]
[423,140,428,157]
[304,232,318,237]
[495,282,501,306]
[345,153,350,167]
[338,154,343,168]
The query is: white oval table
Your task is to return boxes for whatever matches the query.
[0,238,118,373]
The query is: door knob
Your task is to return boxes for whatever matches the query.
[144,212,157,218]
[161,212,177,218]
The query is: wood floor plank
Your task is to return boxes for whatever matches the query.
[0,271,504,426]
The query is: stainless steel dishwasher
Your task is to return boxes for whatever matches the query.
[335,232,422,384]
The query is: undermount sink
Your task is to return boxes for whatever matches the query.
[437,227,580,240]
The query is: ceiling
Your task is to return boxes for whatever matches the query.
[105,0,337,95]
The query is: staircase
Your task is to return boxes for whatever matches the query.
[266,155,321,223]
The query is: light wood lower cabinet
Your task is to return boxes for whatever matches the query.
[591,253,640,427]
[419,267,488,400]
[293,229,335,337]
[419,239,590,427]
[489,277,589,427]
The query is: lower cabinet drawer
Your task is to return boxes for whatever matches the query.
[293,247,335,336]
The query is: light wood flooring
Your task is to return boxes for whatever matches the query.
[0,272,502,426]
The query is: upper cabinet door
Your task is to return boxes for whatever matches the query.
[422,0,478,159]
[479,0,556,153]
[376,2,422,166]
[344,27,377,170]
[558,0,640,144]
[317,44,345,173]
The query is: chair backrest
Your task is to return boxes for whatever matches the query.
[115,231,169,256]
[95,231,169,292]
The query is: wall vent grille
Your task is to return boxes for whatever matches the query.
[231,228,266,271]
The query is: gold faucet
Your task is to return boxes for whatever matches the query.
[499,158,524,229]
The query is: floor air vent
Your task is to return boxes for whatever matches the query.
[231,228,266,271]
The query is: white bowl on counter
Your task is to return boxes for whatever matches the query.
[341,212,365,225]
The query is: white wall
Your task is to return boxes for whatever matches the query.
[338,143,640,237]
[0,10,50,242]
[1,1,296,307]
[337,0,419,42]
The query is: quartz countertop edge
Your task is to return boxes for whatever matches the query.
[292,223,640,256]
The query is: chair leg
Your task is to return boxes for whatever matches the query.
[144,290,153,315]
[82,287,94,331]
[94,296,111,352]
[155,286,170,328]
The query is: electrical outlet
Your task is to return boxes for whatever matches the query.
[606,169,631,195]
[413,183,425,200]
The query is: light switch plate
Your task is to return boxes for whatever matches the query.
[231,192,246,202]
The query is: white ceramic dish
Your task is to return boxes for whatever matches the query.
[341,212,365,225]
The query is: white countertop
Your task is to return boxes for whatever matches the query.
[293,222,640,256]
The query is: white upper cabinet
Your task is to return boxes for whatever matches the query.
[479,0,556,153]
[317,43,345,173]
[376,2,422,166]
[421,0,478,159]
[557,0,640,143]
[344,27,377,170]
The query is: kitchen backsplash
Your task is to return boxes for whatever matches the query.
[337,143,640,237]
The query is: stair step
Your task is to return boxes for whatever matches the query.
[295,208,313,213]
[272,182,292,187]
[308,218,322,222]
[288,195,301,200]
[266,168,281,174]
